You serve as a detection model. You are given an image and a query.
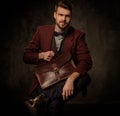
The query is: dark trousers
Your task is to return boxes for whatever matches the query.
[33,74,91,116]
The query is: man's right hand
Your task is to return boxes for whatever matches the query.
[39,51,55,61]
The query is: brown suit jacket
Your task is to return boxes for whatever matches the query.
[23,25,92,94]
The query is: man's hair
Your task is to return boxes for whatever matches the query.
[55,0,73,13]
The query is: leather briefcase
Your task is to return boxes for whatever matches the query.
[35,52,76,89]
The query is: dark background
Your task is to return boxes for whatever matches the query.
[1,0,120,115]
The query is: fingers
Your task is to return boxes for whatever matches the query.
[62,89,73,101]
[45,55,51,61]
[50,51,55,57]
[68,90,73,97]
[46,51,54,61]
[43,51,55,61]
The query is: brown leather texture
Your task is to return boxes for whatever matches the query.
[35,53,76,89]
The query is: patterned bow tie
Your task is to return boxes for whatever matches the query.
[54,31,66,37]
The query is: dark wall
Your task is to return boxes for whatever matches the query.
[1,0,120,106]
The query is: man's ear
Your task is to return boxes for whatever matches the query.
[54,12,56,19]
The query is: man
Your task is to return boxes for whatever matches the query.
[23,0,92,116]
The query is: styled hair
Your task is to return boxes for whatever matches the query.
[55,0,73,13]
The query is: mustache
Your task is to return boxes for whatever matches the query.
[59,21,67,24]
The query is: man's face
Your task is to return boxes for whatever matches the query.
[54,6,72,31]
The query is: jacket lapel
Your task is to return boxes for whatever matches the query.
[62,27,74,53]
[45,25,55,50]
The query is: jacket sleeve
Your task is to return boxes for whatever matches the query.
[23,27,43,64]
[72,32,93,76]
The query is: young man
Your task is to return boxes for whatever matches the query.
[23,0,92,115]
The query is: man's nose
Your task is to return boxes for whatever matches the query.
[62,16,66,21]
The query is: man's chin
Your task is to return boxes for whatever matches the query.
[59,25,68,30]
[57,23,69,30]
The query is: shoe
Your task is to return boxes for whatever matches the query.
[25,93,48,115]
